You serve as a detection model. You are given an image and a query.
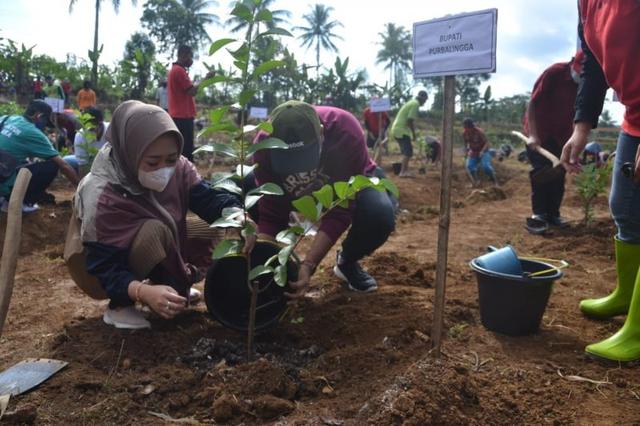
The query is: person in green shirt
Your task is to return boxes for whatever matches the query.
[44,75,65,100]
[390,90,428,177]
[0,100,79,213]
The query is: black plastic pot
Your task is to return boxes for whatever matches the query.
[470,258,563,336]
[392,162,402,175]
[204,241,298,332]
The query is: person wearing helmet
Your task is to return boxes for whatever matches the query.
[523,52,584,235]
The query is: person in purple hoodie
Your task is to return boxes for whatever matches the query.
[252,101,396,297]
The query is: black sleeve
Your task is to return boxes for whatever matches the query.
[84,242,136,307]
[188,180,242,224]
[574,16,609,128]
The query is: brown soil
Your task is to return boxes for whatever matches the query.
[1,155,639,425]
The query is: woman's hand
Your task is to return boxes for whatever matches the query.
[139,283,187,319]
[560,122,591,174]
[285,263,313,302]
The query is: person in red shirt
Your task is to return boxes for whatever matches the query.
[523,52,583,234]
[463,118,497,187]
[167,45,213,161]
[561,1,640,362]
[363,106,389,164]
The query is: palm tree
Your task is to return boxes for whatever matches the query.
[227,0,291,34]
[294,4,343,79]
[375,23,412,89]
[141,0,219,56]
[68,0,138,86]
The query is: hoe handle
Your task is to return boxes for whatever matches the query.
[511,130,561,167]
[0,168,32,338]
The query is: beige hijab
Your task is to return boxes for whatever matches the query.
[104,100,184,188]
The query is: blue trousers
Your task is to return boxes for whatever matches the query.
[466,151,495,178]
[610,132,640,243]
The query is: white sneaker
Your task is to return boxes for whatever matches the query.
[103,306,151,329]
[0,199,39,214]
[189,288,202,304]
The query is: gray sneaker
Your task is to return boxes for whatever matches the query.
[333,251,378,293]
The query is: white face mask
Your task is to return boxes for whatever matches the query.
[138,166,176,192]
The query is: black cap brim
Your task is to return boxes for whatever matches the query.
[270,141,320,175]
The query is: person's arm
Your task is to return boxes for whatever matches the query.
[51,155,80,185]
[479,129,490,154]
[525,100,541,148]
[186,70,216,96]
[562,16,608,172]
[188,180,241,222]
[285,230,333,300]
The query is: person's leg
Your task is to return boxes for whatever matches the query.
[547,172,566,221]
[173,118,195,162]
[466,156,479,185]
[21,160,59,205]
[481,151,497,184]
[609,132,640,243]
[398,136,413,176]
[335,186,396,291]
[526,147,551,219]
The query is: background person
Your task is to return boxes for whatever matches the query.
[523,52,584,233]
[63,107,108,175]
[363,105,389,165]
[251,101,396,296]
[167,45,214,161]
[390,90,428,178]
[0,100,79,213]
[463,118,497,187]
[156,81,168,111]
[66,100,250,329]
[76,80,97,111]
[561,1,640,362]
[44,75,64,100]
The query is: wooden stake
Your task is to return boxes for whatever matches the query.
[431,75,456,357]
[247,280,258,362]
[0,168,33,338]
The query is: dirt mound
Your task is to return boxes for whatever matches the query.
[365,252,435,288]
[465,187,508,204]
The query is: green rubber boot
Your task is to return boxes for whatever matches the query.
[585,266,640,362]
[579,238,640,319]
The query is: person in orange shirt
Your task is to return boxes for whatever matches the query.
[76,80,97,111]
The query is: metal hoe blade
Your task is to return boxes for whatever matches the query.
[0,358,67,396]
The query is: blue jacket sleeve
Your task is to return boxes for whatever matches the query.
[574,18,608,128]
[188,180,242,224]
[84,241,136,307]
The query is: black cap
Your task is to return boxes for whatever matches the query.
[24,100,54,127]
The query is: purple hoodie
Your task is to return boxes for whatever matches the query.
[253,106,376,243]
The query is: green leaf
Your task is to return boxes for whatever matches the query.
[252,60,285,79]
[241,221,256,239]
[338,199,350,209]
[195,143,237,158]
[292,195,318,222]
[235,163,257,178]
[244,194,263,210]
[212,239,242,259]
[247,137,288,156]
[256,121,273,133]
[230,3,252,20]
[381,178,400,198]
[248,183,284,196]
[275,226,304,245]
[350,175,374,191]
[239,89,256,107]
[210,171,234,183]
[233,60,248,72]
[213,180,242,195]
[198,123,239,137]
[257,28,293,38]
[255,8,273,22]
[278,245,294,266]
[265,254,279,267]
[209,38,236,55]
[274,264,287,287]
[222,206,244,220]
[334,181,349,199]
[312,184,334,209]
[211,217,242,228]
[249,265,273,281]
[209,106,229,124]
[198,75,227,91]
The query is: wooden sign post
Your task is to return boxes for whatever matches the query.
[413,8,498,357]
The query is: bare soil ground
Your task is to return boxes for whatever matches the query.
[1,154,638,425]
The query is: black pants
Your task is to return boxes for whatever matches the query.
[173,117,194,162]
[527,143,565,219]
[243,167,396,263]
[4,160,60,205]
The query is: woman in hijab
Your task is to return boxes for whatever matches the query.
[65,100,252,329]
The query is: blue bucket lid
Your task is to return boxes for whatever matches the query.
[473,245,523,276]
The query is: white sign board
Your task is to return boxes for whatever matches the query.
[249,107,268,120]
[413,8,497,78]
[44,97,65,113]
[369,97,391,113]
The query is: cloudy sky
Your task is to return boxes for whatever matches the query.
[0,0,623,121]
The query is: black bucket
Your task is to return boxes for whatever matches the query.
[470,258,563,336]
[204,241,298,332]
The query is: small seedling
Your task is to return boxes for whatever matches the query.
[574,162,612,225]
